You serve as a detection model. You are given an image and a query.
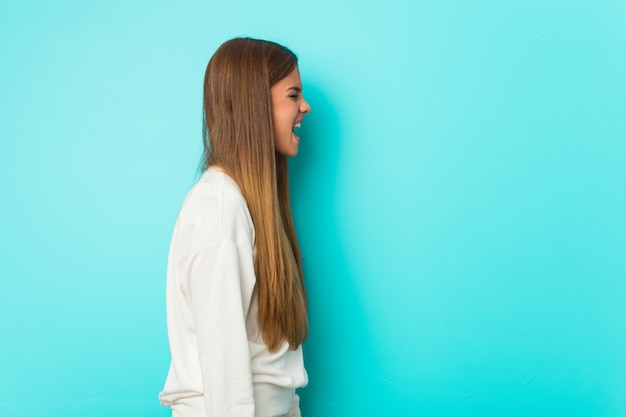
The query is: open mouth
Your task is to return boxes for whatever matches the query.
[292,122,302,142]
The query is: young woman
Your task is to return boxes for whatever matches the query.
[159,38,311,417]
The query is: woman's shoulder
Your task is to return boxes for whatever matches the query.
[176,167,254,250]
[194,166,244,201]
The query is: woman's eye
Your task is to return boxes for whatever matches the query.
[289,94,298,99]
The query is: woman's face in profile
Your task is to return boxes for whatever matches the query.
[271,67,311,157]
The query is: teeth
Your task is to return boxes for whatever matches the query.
[294,123,301,129]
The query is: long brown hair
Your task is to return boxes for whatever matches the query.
[202,38,307,352]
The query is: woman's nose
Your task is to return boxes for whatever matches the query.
[300,98,311,114]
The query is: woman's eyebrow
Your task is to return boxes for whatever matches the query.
[287,86,302,93]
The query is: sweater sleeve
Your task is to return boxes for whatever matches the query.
[186,239,257,417]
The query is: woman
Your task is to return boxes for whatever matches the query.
[159,38,311,417]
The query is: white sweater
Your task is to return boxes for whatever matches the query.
[159,168,307,417]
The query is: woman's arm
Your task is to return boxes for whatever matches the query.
[186,240,257,417]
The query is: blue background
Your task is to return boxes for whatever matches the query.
[1,0,625,416]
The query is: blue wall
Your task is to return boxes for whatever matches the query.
[1,0,625,416]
